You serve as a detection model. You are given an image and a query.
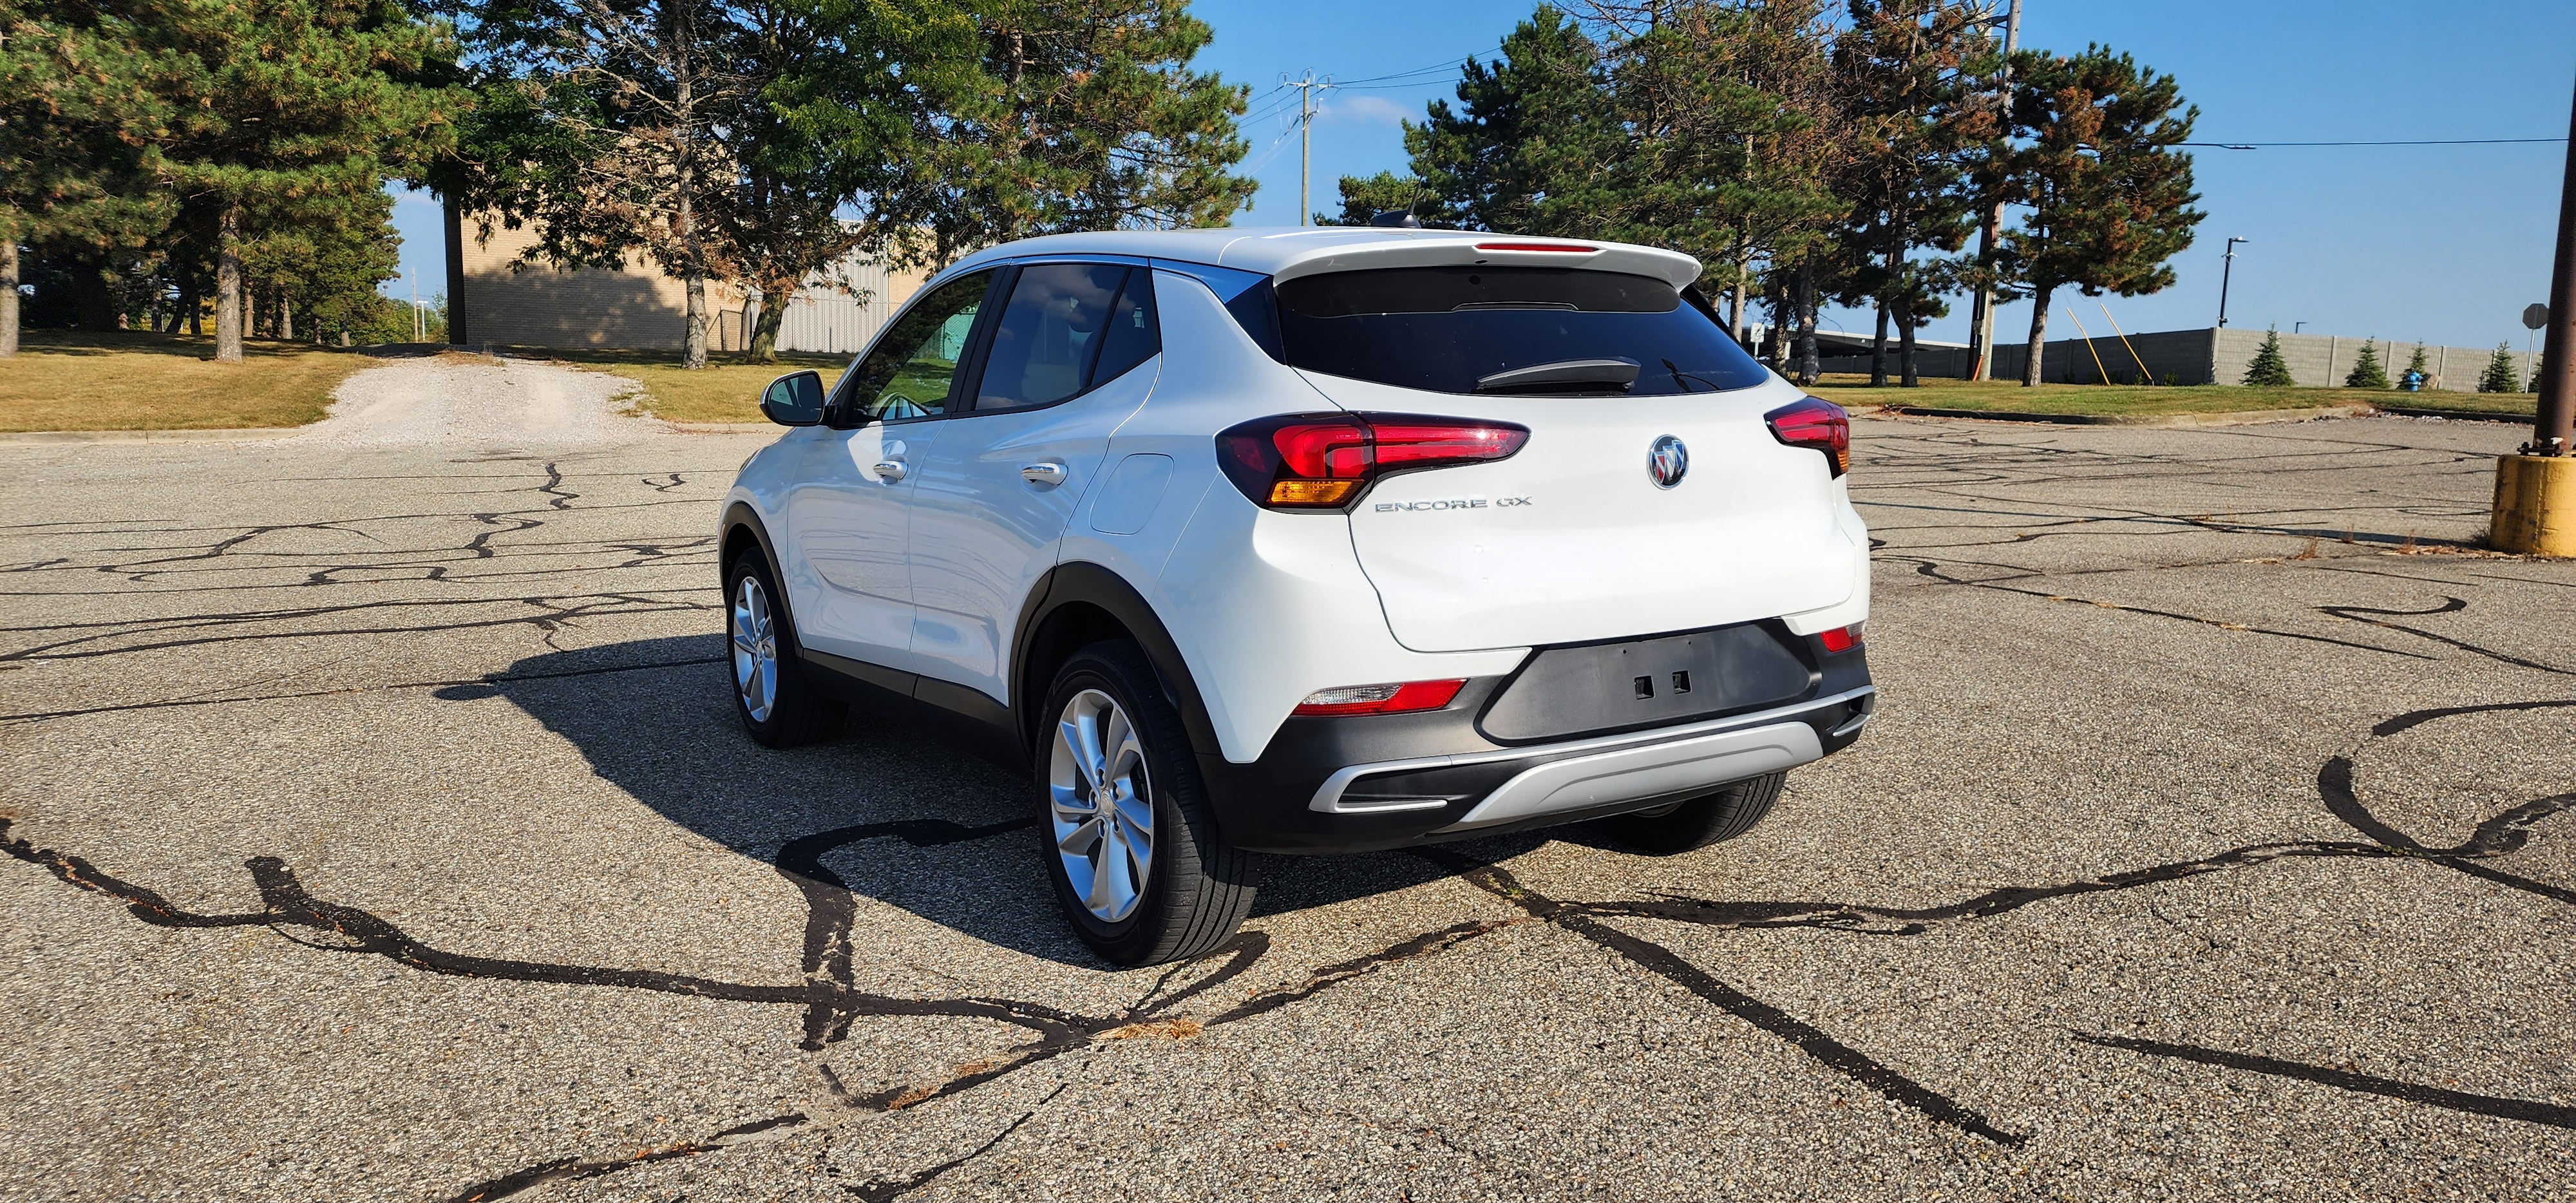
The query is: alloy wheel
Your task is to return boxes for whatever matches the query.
[1048,688,1155,923]
[732,575,779,723]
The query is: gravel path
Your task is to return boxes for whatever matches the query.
[291,354,658,449]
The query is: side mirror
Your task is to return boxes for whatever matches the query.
[759,370,826,426]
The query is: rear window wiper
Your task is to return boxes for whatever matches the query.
[1474,357,1641,395]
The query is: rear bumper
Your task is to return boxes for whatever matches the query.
[1200,646,1873,853]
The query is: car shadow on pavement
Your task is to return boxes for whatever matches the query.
[457,635,1544,967]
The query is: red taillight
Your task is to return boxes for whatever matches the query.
[1215,413,1530,510]
[1472,242,1597,254]
[1765,396,1850,477]
[1293,679,1467,717]
[1817,623,1865,654]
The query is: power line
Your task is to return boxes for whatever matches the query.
[1331,44,1499,88]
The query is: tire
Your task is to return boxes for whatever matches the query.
[1599,772,1786,855]
[723,551,845,748]
[1037,639,1256,966]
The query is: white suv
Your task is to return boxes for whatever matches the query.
[721,228,1873,965]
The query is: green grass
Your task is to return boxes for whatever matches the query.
[0,330,386,431]
[1806,372,2539,419]
[511,346,849,423]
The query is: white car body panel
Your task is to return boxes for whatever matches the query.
[784,423,935,670]
[906,360,1159,703]
[1157,486,1530,763]
[1300,371,1868,652]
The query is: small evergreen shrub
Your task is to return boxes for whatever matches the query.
[2344,338,2389,389]
[2478,343,2523,393]
[2242,328,2295,387]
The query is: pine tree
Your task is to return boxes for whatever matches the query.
[2479,343,2523,393]
[1827,1,1982,387]
[869,0,1256,269]
[2002,47,2205,386]
[1317,172,1428,227]
[2242,327,2294,386]
[2343,337,2389,389]
[0,0,180,355]
[2403,344,2429,378]
[155,0,459,363]
[1401,7,1620,236]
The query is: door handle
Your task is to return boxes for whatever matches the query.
[1019,461,1068,487]
[873,459,908,482]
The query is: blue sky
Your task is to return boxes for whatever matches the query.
[391,0,2576,352]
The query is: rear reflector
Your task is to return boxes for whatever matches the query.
[1293,679,1467,717]
[1473,242,1596,253]
[1215,413,1530,510]
[1765,396,1851,477]
[1818,622,1866,654]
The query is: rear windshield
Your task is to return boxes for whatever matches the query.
[1269,266,1770,396]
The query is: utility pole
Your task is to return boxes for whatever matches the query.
[2216,236,2248,328]
[409,267,422,343]
[1285,72,1336,227]
[1964,0,2020,381]
[2489,66,2575,556]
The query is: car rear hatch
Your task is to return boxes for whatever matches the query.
[1258,259,1862,654]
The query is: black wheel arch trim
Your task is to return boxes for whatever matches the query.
[719,502,798,639]
[1010,561,1223,764]
[720,502,783,599]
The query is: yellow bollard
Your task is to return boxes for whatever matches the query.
[2490,455,2576,556]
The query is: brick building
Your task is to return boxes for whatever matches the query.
[441,201,929,356]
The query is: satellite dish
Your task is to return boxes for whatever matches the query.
[2526,303,2551,330]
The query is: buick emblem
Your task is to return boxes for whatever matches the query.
[1647,434,1689,489]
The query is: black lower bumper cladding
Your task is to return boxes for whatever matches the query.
[1204,628,1873,854]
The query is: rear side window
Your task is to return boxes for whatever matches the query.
[974,263,1163,412]
[1088,270,1160,386]
[1271,266,1769,397]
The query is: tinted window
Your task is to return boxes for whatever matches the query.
[1089,269,1161,386]
[838,270,994,422]
[1273,266,1769,396]
[976,264,1127,412]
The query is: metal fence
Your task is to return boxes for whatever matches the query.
[710,260,920,358]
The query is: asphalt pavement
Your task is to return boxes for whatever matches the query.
[3,366,2571,1201]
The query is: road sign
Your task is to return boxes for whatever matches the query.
[2528,303,2552,330]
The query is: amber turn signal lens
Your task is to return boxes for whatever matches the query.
[1268,479,1358,506]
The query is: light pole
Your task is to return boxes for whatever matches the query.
[2216,237,2249,328]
